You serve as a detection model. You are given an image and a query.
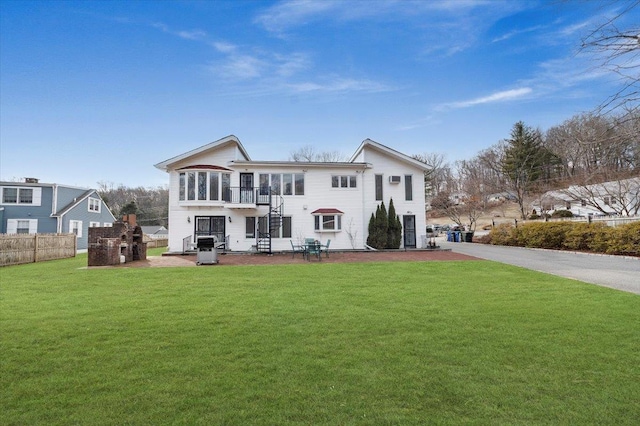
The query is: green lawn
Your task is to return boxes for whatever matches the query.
[1,252,639,425]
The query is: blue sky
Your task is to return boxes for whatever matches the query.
[1,0,637,188]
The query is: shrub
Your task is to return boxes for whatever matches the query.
[563,223,608,251]
[489,223,518,246]
[551,210,573,218]
[605,222,640,256]
[516,222,573,249]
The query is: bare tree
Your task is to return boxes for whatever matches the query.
[560,176,640,216]
[289,145,346,162]
[412,152,450,199]
[581,1,639,115]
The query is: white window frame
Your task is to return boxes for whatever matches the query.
[69,220,83,237]
[6,219,38,234]
[88,197,101,213]
[89,221,101,228]
[1,186,42,206]
[313,214,343,232]
[179,170,231,203]
[331,175,357,189]
[103,222,113,227]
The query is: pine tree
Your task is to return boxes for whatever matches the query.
[387,198,402,248]
[366,212,376,247]
[376,202,389,249]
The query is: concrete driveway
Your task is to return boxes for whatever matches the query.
[439,239,640,295]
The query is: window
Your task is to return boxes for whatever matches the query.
[7,219,37,234]
[375,174,383,201]
[103,222,113,227]
[1,187,41,205]
[281,216,292,238]
[271,174,281,195]
[19,188,33,203]
[260,173,304,196]
[187,172,196,200]
[198,172,207,200]
[17,220,30,234]
[178,170,230,202]
[245,217,256,238]
[179,173,186,201]
[331,175,356,188]
[405,175,413,201]
[70,220,83,237]
[312,209,343,232]
[283,174,293,195]
[89,221,101,227]
[251,216,292,238]
[3,188,17,203]
[209,173,219,200]
[221,173,231,202]
[88,197,101,213]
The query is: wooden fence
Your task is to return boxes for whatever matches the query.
[0,234,77,267]
[145,238,168,249]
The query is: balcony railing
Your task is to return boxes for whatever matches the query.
[180,187,272,205]
[224,187,271,205]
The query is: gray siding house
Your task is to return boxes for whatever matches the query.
[0,179,116,250]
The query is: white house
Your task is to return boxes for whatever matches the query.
[154,135,429,253]
[535,177,640,217]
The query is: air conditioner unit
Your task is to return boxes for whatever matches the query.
[389,176,401,184]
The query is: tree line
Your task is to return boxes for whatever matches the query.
[97,182,169,227]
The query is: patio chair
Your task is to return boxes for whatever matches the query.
[305,238,321,261]
[290,240,305,259]
[320,239,331,258]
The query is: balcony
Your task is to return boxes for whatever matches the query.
[179,187,272,208]
[224,187,271,208]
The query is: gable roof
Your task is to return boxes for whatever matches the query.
[349,139,430,171]
[154,135,250,172]
[53,189,96,216]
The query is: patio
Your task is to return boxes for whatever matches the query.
[107,249,479,268]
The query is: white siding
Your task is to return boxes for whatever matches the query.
[162,140,427,252]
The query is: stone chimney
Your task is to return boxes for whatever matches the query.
[122,214,137,226]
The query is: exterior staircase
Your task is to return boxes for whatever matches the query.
[256,190,284,254]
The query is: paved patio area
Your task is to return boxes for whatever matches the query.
[110,249,478,268]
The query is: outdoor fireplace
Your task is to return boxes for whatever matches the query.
[88,214,147,266]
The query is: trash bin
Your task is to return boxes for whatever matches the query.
[196,236,218,265]
[454,231,461,242]
[462,231,474,243]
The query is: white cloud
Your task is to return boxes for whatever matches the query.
[152,22,208,41]
[212,41,237,53]
[439,87,532,110]
[211,55,266,79]
[285,76,392,94]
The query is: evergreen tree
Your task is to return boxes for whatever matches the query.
[366,212,376,247]
[376,202,389,249]
[387,198,402,248]
[502,121,555,219]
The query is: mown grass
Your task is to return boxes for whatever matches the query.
[1,252,639,425]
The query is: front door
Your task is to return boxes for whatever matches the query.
[403,215,416,248]
[195,216,226,243]
[240,173,254,203]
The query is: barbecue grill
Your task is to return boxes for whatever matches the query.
[196,236,219,265]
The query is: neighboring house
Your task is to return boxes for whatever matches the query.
[0,179,117,250]
[141,225,168,239]
[487,192,516,203]
[154,135,429,253]
[534,177,640,217]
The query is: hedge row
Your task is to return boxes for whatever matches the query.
[487,221,640,256]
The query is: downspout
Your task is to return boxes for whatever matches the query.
[361,164,368,249]
[52,184,62,233]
